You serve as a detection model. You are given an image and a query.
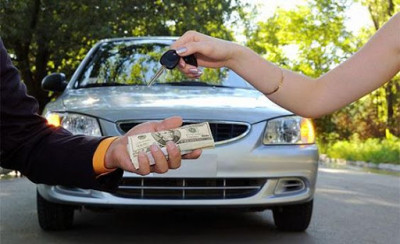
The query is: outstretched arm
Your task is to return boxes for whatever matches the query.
[0,39,201,190]
[172,13,400,118]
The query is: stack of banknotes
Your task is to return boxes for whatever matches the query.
[127,122,215,169]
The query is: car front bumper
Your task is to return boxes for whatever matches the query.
[38,122,319,208]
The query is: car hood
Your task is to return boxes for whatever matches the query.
[60,86,292,124]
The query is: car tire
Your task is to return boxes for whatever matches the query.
[272,200,313,231]
[36,190,75,231]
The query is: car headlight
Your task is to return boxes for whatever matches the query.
[263,116,315,144]
[45,112,102,136]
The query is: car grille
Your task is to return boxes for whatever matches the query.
[118,121,250,143]
[113,178,267,199]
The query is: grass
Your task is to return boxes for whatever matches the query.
[321,138,400,164]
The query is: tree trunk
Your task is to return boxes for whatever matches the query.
[14,43,34,95]
[367,0,396,136]
[34,39,51,112]
[385,83,394,129]
[385,0,395,134]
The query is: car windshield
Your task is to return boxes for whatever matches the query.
[76,39,253,89]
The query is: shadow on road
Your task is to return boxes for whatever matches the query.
[42,208,313,243]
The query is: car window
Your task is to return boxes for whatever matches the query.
[75,39,254,89]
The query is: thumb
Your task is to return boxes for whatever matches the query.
[156,116,183,131]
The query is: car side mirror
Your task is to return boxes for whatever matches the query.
[41,73,68,92]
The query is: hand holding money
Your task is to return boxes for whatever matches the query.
[127,122,215,169]
[104,116,203,175]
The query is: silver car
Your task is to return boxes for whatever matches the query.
[38,37,319,231]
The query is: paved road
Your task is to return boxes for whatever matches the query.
[1,167,399,244]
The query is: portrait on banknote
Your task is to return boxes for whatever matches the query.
[151,130,181,146]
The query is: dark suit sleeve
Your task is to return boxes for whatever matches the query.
[0,39,122,191]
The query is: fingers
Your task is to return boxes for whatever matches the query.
[126,116,183,137]
[177,63,203,78]
[182,149,202,159]
[136,152,151,175]
[116,115,204,176]
[150,144,169,174]
[118,144,202,176]
[171,30,202,50]
[175,41,212,57]
[111,143,152,176]
[177,58,202,78]
[166,141,181,169]
[135,142,182,174]
[125,120,157,136]
[177,54,202,79]
[173,30,238,73]
[178,58,186,68]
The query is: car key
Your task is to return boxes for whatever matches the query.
[147,49,197,86]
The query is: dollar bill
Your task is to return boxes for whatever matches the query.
[127,122,215,169]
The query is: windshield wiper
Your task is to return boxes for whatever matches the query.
[155,81,232,88]
[82,83,133,88]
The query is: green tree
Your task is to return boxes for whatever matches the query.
[0,0,245,110]
[359,0,400,136]
[332,0,400,139]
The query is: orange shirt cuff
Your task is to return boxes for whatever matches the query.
[92,137,118,175]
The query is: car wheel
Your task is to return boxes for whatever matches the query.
[36,190,75,231]
[272,200,313,231]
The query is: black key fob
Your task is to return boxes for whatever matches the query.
[182,54,198,67]
[160,49,198,70]
[160,50,180,69]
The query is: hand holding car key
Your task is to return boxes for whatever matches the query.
[147,49,198,86]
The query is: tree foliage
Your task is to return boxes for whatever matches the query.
[333,0,400,140]
[0,0,245,110]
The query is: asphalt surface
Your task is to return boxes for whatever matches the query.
[1,167,399,244]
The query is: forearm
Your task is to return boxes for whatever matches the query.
[316,13,400,115]
[0,39,122,191]
[5,128,103,184]
[227,45,321,117]
[1,121,122,190]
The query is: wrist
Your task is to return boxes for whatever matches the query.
[104,137,119,170]
[226,44,247,70]
[93,137,119,175]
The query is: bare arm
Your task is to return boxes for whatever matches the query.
[173,13,400,118]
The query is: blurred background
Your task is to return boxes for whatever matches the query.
[1,0,399,165]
